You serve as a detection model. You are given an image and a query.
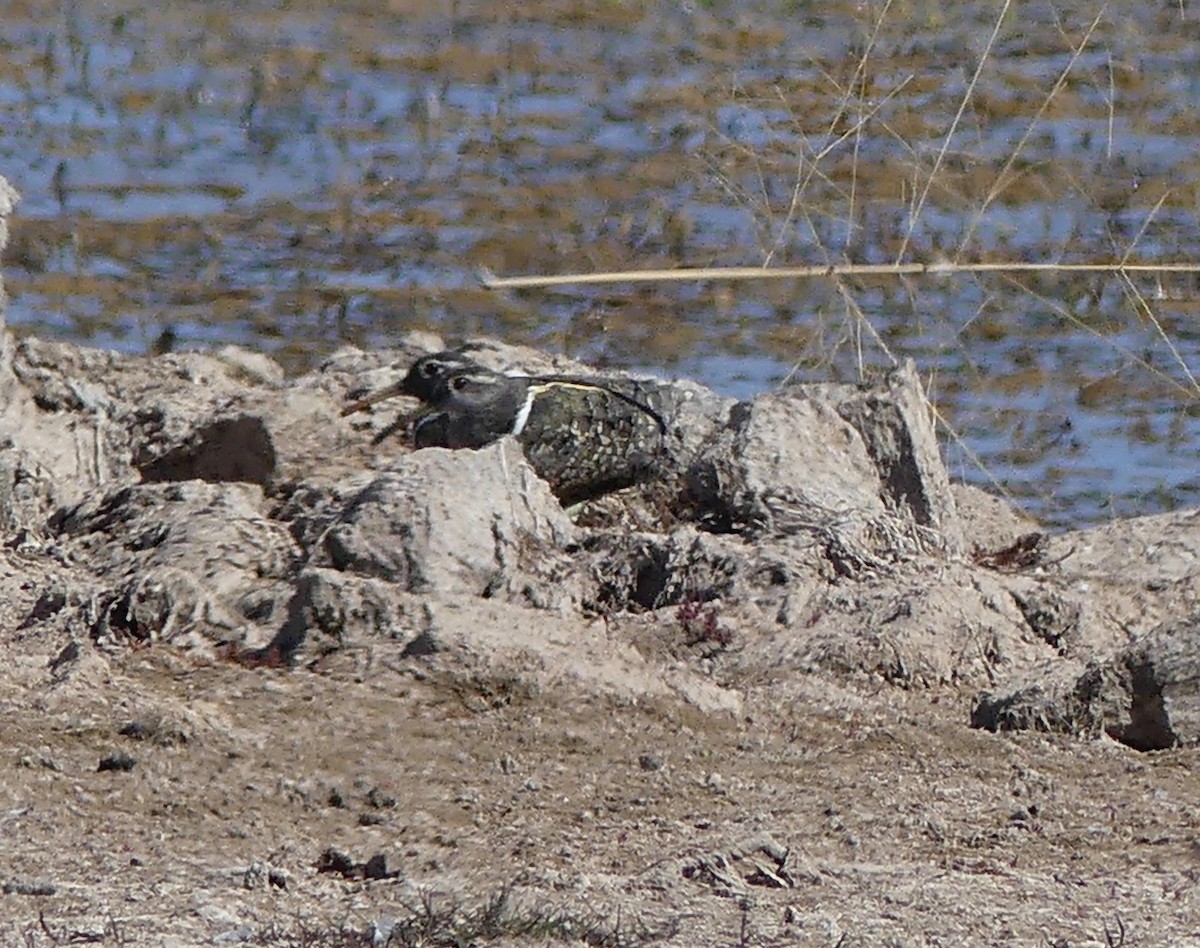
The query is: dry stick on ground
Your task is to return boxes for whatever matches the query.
[479,261,1200,291]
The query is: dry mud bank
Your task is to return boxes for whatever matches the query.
[1,180,1199,945]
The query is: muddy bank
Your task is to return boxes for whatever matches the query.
[1,203,1197,746]
[4,178,1200,943]
[4,162,1200,748]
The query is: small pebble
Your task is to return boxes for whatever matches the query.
[97,752,137,773]
[3,879,57,896]
[363,853,401,880]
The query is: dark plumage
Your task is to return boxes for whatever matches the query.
[345,352,679,505]
[341,348,485,415]
[410,368,528,449]
[402,349,490,402]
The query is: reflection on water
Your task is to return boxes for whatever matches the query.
[1,0,1199,528]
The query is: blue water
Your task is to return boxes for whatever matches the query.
[1,1,1198,528]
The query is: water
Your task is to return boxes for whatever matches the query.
[1,0,1198,528]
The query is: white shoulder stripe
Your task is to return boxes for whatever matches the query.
[511,389,535,436]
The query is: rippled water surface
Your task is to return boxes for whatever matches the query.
[3,0,1200,527]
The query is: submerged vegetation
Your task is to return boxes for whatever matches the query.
[0,0,1198,526]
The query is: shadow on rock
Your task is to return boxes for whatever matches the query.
[5,313,1200,748]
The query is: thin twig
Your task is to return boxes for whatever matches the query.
[956,6,1108,258]
[1118,189,1168,266]
[929,401,1034,513]
[998,273,1197,399]
[1106,51,1115,160]
[1115,270,1200,396]
[896,0,1013,262]
[832,279,897,378]
[479,261,1200,290]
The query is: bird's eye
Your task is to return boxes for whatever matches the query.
[420,362,438,378]
[452,375,470,390]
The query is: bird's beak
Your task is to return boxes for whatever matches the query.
[341,380,411,416]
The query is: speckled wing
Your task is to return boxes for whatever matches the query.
[515,379,674,506]
[589,377,687,436]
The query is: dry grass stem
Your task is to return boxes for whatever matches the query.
[480,261,1200,290]
[954,5,1109,258]
[895,0,1013,262]
[998,274,1198,399]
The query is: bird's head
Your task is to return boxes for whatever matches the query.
[401,349,487,402]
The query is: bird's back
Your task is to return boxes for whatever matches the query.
[514,377,675,506]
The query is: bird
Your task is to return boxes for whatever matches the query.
[341,348,486,414]
[344,351,679,506]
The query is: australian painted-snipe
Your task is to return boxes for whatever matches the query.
[343,349,678,505]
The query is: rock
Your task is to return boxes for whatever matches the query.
[0,441,62,533]
[954,483,1041,551]
[363,853,402,880]
[214,345,286,386]
[970,658,1090,736]
[240,862,288,891]
[14,313,1200,730]
[971,508,1200,748]
[314,847,400,881]
[366,787,397,809]
[97,751,137,772]
[315,848,357,877]
[836,361,963,552]
[3,332,368,532]
[371,916,395,948]
[0,175,16,344]
[212,925,255,944]
[272,568,427,657]
[583,525,790,613]
[1055,508,1200,586]
[682,832,798,896]
[52,481,298,650]
[242,862,268,890]
[685,361,962,561]
[311,440,577,603]
[0,174,18,260]
[137,413,276,485]
[118,715,190,746]
[974,610,1200,751]
[688,386,885,535]
[1003,577,1086,654]
[743,559,1049,688]
[2,879,57,896]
